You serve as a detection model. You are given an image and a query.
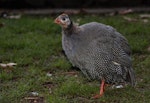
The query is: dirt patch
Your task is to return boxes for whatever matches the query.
[21,96,44,103]
[42,81,55,89]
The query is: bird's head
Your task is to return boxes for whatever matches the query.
[54,13,72,29]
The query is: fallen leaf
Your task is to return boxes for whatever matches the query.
[142,19,149,23]
[22,96,44,103]
[0,11,21,19]
[109,11,118,16]
[115,85,124,89]
[123,16,138,22]
[8,15,21,19]
[7,63,17,66]
[46,72,52,77]
[0,63,7,68]
[119,9,133,15]
[139,14,150,19]
[0,62,17,69]
[31,92,39,96]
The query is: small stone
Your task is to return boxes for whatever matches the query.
[115,85,124,88]
[31,92,39,96]
[46,72,52,77]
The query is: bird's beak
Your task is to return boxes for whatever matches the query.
[54,18,61,24]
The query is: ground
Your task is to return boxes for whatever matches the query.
[0,14,150,103]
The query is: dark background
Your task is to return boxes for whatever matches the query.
[0,0,150,9]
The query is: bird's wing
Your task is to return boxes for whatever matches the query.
[112,39,136,86]
[78,22,135,84]
[80,22,132,67]
[93,31,132,67]
[112,39,132,67]
[115,32,131,56]
[87,35,133,82]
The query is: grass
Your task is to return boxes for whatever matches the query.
[0,14,150,103]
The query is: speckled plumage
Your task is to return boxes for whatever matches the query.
[59,17,135,86]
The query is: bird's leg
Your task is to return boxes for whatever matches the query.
[99,79,105,96]
[92,79,105,99]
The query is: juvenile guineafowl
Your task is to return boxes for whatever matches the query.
[54,13,136,98]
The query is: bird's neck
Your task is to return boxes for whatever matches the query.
[63,21,75,35]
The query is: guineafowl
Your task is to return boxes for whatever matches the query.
[54,13,136,98]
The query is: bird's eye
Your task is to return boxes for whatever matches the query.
[62,18,66,21]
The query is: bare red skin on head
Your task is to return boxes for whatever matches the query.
[54,18,61,24]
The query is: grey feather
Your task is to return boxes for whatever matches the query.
[61,21,136,86]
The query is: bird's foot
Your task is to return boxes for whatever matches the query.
[92,79,105,99]
[92,94,103,99]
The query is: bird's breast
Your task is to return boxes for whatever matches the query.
[62,35,76,62]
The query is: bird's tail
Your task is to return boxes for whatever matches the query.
[127,67,136,87]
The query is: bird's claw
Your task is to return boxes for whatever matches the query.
[91,94,103,99]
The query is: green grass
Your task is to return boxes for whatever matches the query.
[0,14,150,103]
